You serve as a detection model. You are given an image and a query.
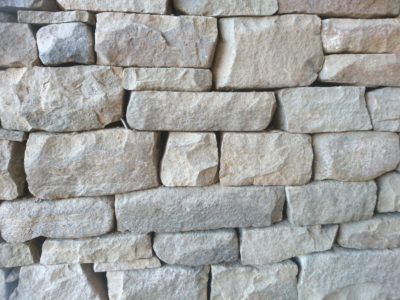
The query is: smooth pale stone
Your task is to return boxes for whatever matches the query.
[366,88,400,132]
[153,230,238,266]
[173,0,278,16]
[40,233,152,265]
[161,132,218,187]
[18,10,95,25]
[95,13,217,68]
[94,257,161,272]
[0,129,27,142]
[122,68,212,91]
[0,23,38,67]
[297,247,400,300]
[0,12,17,22]
[11,264,107,300]
[0,241,39,268]
[116,185,285,234]
[127,91,276,131]
[319,54,400,87]
[377,172,400,213]
[211,261,298,300]
[107,265,209,300]
[240,221,338,265]
[25,129,159,199]
[276,87,371,133]
[0,197,114,243]
[0,0,58,11]
[286,181,377,226]
[214,15,324,89]
[0,67,123,132]
[220,132,313,186]
[37,22,95,65]
[314,132,400,181]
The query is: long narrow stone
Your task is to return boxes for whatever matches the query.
[0,241,39,268]
[18,10,95,25]
[0,0,58,11]
[377,172,400,213]
[0,129,27,142]
[93,258,161,272]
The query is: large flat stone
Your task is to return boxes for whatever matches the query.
[127,91,276,131]
[94,257,161,272]
[0,197,114,243]
[0,0,58,11]
[0,241,39,268]
[313,132,400,181]
[18,10,95,24]
[56,0,168,13]
[0,67,123,132]
[25,129,159,199]
[116,185,285,234]
[377,172,400,213]
[95,13,217,68]
[220,132,313,186]
[214,15,324,89]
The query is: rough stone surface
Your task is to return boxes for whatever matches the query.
[0,66,123,132]
[116,185,285,234]
[377,172,400,213]
[214,15,324,89]
[95,13,217,68]
[160,132,218,187]
[107,265,209,300]
[313,132,400,181]
[0,0,58,11]
[297,247,400,300]
[319,54,400,87]
[11,264,107,300]
[18,10,95,24]
[37,22,95,65]
[127,91,276,131]
[286,180,377,226]
[94,258,161,272]
[240,221,338,265]
[276,87,371,133]
[25,129,159,199]
[211,261,298,300]
[153,230,238,266]
[0,23,38,67]
[0,12,17,22]
[220,132,313,186]
[0,269,7,300]
[0,129,27,142]
[0,197,114,243]
[366,88,400,132]
[40,233,152,265]
[0,241,39,268]
[122,68,212,91]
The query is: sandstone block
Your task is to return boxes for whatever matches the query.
[25,129,159,199]
[367,88,400,132]
[95,13,217,68]
[94,257,161,272]
[377,172,400,213]
[18,10,95,24]
[0,129,27,142]
[0,241,39,268]
[0,0,58,11]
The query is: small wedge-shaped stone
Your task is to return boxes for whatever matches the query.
[367,88,400,132]
[0,23,38,67]
[0,129,27,142]
[220,132,313,186]
[0,241,39,268]
[214,15,324,89]
[18,10,95,24]
[377,172,400,213]
[286,180,377,226]
[107,265,209,300]
[240,221,337,265]
[0,67,123,132]
[154,230,238,266]
[25,129,159,199]
[297,247,400,300]
[161,132,218,187]
[277,87,371,133]
[0,197,114,243]
[94,257,161,272]
[211,261,298,300]
[11,264,107,300]
[41,233,152,265]
[319,54,400,87]
[122,68,212,91]
[96,13,217,68]
[0,0,58,11]
[116,185,285,234]
[127,91,276,131]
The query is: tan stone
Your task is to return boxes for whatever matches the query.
[93,257,161,272]
[0,0,58,11]
[0,129,27,142]
[95,13,217,68]
[377,172,400,213]
[0,241,39,268]
[18,10,95,24]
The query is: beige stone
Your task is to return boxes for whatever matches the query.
[18,10,95,24]
[367,88,400,132]
[0,241,39,268]
[0,0,58,11]
[0,197,114,243]
[0,129,27,142]
[214,15,324,89]
[95,13,217,68]
[127,91,276,131]
[377,172,400,213]
[25,129,159,199]
[93,257,161,272]
[220,132,313,186]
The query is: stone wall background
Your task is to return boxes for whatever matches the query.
[0,0,400,299]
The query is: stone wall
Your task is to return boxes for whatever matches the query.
[0,0,400,299]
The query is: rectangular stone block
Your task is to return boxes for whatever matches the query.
[94,257,161,272]
[25,129,159,199]
[95,13,217,68]
[0,129,27,142]
[367,88,400,132]
[18,10,95,24]
[116,185,285,234]
[0,0,58,11]
[0,240,39,268]
[377,172,400,213]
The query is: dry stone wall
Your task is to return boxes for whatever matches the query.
[0,0,400,299]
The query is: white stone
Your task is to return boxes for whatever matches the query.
[0,241,38,268]
[93,257,161,272]
[0,0,58,11]
[377,172,400,213]
[18,10,95,24]
[0,129,27,142]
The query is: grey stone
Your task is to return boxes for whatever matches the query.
[93,257,161,272]
[377,172,400,213]
[0,129,27,142]
[18,10,95,25]
[0,12,17,23]
[0,0,58,11]
[0,241,39,268]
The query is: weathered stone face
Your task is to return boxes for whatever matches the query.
[0,129,27,142]
[18,10,95,24]
[93,257,161,272]
[25,129,159,199]
[95,13,218,68]
[0,0,58,11]
[214,15,324,89]
[0,241,39,268]
[377,172,400,213]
